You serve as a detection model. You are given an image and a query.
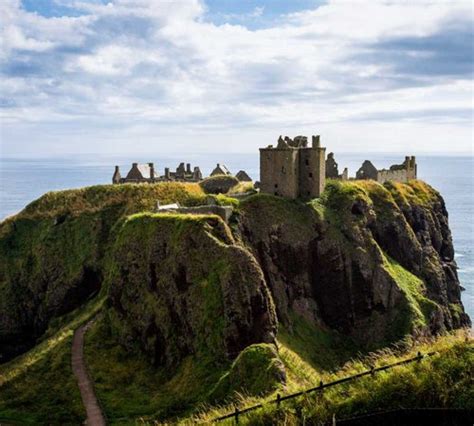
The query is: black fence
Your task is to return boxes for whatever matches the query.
[214,351,436,423]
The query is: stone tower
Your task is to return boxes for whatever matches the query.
[259,135,326,199]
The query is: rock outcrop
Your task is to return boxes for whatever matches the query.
[107,213,277,366]
[238,180,470,346]
[0,183,207,362]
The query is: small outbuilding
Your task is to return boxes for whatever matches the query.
[235,170,252,182]
[210,163,231,176]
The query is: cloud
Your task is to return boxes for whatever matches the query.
[0,0,472,155]
[353,18,473,80]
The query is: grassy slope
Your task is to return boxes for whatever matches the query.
[0,297,104,423]
[194,333,473,425]
[83,318,282,423]
[0,337,84,425]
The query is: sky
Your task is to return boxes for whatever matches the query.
[0,0,473,157]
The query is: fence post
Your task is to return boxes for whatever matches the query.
[276,393,281,409]
[370,366,375,376]
[234,407,239,424]
[417,351,422,362]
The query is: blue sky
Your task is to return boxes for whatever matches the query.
[1,0,473,157]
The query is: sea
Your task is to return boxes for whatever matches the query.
[0,153,472,321]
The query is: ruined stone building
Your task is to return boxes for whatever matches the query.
[166,162,203,182]
[210,163,231,176]
[113,162,202,184]
[325,152,348,180]
[235,170,252,182]
[260,135,326,199]
[356,156,417,183]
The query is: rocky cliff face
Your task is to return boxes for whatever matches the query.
[107,213,277,366]
[238,180,470,346]
[0,183,207,362]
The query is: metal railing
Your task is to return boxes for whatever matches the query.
[214,351,436,423]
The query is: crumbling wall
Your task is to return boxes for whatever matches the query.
[377,169,408,183]
[260,146,299,198]
[325,153,339,178]
[299,147,326,198]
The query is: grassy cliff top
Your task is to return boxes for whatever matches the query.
[8,182,205,221]
[321,179,440,209]
[3,179,438,224]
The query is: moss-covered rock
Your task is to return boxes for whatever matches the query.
[107,213,277,367]
[0,183,205,362]
[210,343,286,401]
[238,180,470,348]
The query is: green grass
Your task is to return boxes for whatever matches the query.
[0,296,104,424]
[277,313,359,372]
[193,332,472,425]
[239,193,316,243]
[84,317,232,422]
[12,182,205,220]
[210,344,284,402]
[384,256,439,338]
[200,175,240,195]
[321,179,373,212]
[385,180,440,209]
[0,296,104,387]
[229,181,256,195]
[0,337,84,424]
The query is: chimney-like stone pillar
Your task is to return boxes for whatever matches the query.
[165,167,170,180]
[312,135,321,148]
[149,162,155,179]
[186,163,191,174]
[113,165,121,184]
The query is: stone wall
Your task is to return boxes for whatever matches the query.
[375,156,417,183]
[298,147,326,198]
[260,147,299,198]
[377,168,408,183]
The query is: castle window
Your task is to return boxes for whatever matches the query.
[307,191,310,195]
[305,159,309,166]
[281,166,286,173]
[309,173,313,178]
[274,183,278,188]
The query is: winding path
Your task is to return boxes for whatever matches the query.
[72,321,106,426]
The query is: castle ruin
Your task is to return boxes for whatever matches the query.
[259,135,326,199]
[356,156,417,183]
[325,152,348,180]
[113,162,202,184]
[112,135,416,199]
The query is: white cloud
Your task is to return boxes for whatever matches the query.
[0,0,472,156]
